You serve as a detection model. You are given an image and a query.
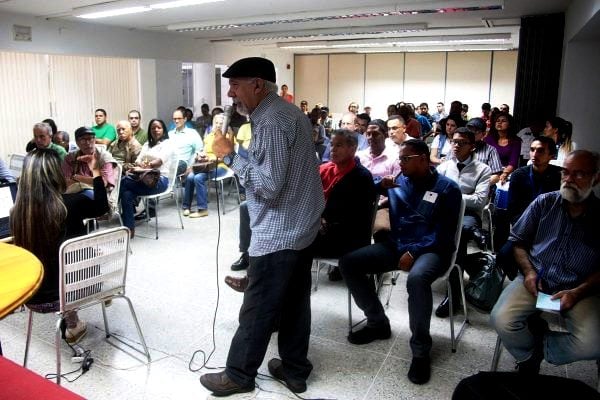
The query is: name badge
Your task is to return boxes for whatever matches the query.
[423,191,438,203]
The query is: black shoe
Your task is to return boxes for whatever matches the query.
[200,371,254,396]
[472,227,489,250]
[328,267,343,281]
[347,324,391,345]
[435,295,461,318]
[134,209,156,221]
[230,253,249,271]
[408,356,431,385]
[267,358,307,394]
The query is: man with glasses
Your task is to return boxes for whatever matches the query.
[464,117,503,184]
[435,127,492,318]
[128,110,147,146]
[491,150,600,375]
[340,140,462,385]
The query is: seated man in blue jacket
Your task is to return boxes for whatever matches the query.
[339,139,462,385]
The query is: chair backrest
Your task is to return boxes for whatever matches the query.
[59,226,130,312]
[448,197,466,267]
[8,154,25,178]
[165,155,180,193]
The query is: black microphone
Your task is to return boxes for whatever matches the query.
[221,105,233,135]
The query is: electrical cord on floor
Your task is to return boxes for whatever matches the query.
[189,167,221,373]
[44,318,94,382]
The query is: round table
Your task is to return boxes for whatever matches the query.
[0,243,43,319]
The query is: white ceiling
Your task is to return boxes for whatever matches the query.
[0,0,573,52]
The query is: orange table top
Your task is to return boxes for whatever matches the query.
[0,243,43,319]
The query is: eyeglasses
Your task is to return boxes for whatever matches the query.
[399,154,422,163]
[560,170,594,180]
[450,140,471,147]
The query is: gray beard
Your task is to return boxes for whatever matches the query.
[560,183,593,203]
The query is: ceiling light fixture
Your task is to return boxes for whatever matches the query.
[168,1,503,31]
[76,0,224,19]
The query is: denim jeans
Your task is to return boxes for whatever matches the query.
[182,167,227,211]
[490,276,600,365]
[120,175,168,230]
[339,241,448,358]
[225,247,314,387]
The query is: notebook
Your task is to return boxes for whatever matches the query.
[0,181,17,239]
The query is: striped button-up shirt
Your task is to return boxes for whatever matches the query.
[509,191,600,292]
[230,91,325,257]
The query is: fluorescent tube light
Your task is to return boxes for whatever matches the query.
[150,0,225,10]
[77,6,151,19]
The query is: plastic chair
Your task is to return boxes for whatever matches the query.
[7,153,25,178]
[137,156,184,239]
[210,168,241,215]
[84,163,124,234]
[23,227,151,384]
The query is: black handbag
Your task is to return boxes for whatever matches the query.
[464,252,505,312]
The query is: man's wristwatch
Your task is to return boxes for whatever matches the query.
[222,151,236,167]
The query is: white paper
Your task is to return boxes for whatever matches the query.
[536,292,561,313]
[0,186,13,219]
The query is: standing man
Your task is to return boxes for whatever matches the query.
[339,140,462,385]
[92,108,117,146]
[29,122,67,161]
[128,110,147,146]
[201,57,324,396]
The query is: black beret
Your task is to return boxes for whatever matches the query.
[74,126,94,139]
[222,57,276,82]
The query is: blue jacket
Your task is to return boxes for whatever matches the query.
[380,168,462,262]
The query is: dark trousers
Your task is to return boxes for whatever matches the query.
[226,247,314,386]
[340,241,447,358]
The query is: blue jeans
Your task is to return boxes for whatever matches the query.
[225,247,314,387]
[491,276,600,365]
[120,175,168,230]
[339,241,448,358]
[182,167,227,211]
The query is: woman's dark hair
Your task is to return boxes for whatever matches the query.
[440,113,465,136]
[489,111,517,141]
[547,116,573,148]
[42,118,58,136]
[147,119,169,148]
[11,148,67,271]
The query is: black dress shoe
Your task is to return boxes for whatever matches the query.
[267,358,307,393]
[199,371,254,396]
[231,253,249,271]
[435,295,461,318]
[408,356,431,384]
[134,209,156,221]
[347,324,391,345]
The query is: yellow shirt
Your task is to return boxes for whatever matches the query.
[236,122,252,150]
[203,132,228,170]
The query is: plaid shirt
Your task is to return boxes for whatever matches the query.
[230,92,324,256]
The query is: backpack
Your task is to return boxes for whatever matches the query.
[464,252,505,312]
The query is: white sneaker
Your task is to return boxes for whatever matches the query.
[66,321,87,344]
[183,209,190,217]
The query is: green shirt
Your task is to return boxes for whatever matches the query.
[48,142,67,161]
[92,123,117,142]
[133,128,147,146]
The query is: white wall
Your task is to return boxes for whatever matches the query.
[155,59,183,123]
[139,59,158,126]
[558,1,600,153]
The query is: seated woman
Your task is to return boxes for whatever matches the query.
[484,112,521,183]
[430,114,464,165]
[182,114,231,218]
[10,148,109,344]
[543,116,575,166]
[120,119,173,237]
[226,129,376,291]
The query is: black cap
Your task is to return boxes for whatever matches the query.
[75,126,94,139]
[466,117,486,132]
[222,57,276,82]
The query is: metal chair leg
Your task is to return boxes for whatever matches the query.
[490,335,503,371]
[101,301,111,338]
[23,309,34,367]
[54,318,62,384]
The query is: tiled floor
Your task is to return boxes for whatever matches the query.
[1,191,598,399]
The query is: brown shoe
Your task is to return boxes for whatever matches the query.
[225,275,249,292]
[199,371,254,396]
